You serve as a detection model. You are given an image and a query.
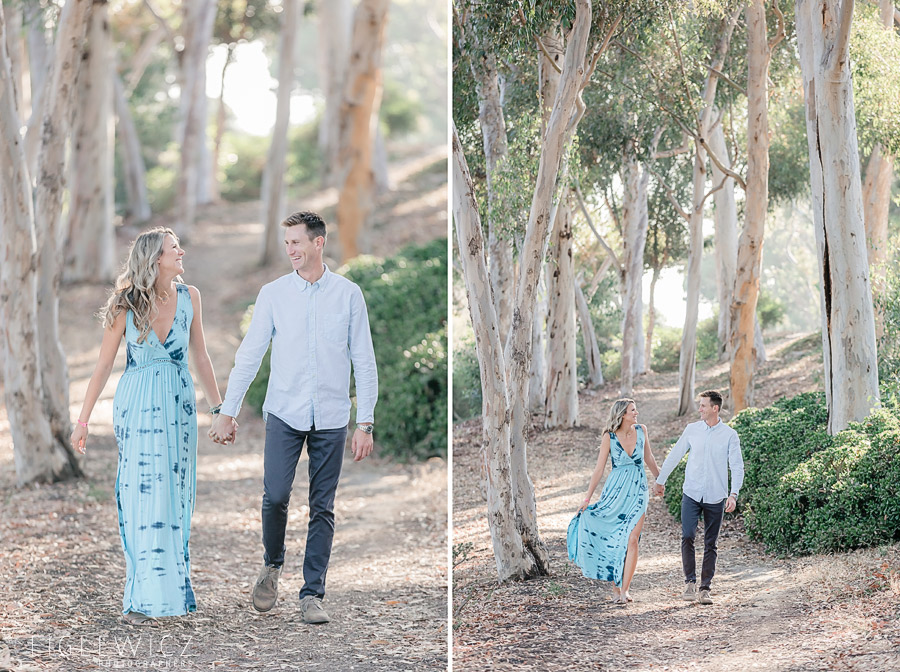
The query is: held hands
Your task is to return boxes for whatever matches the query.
[653,483,665,497]
[350,429,374,462]
[208,414,239,445]
[70,423,88,455]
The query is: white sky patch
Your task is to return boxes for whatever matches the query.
[642,266,714,329]
[206,42,318,137]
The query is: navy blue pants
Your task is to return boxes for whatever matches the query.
[681,494,725,591]
[261,414,347,600]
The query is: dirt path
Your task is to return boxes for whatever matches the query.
[452,340,900,672]
[0,151,448,671]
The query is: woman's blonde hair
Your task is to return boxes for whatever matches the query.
[604,398,636,435]
[100,227,181,343]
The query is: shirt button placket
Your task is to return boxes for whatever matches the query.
[310,284,319,428]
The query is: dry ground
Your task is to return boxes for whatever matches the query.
[0,147,449,672]
[452,336,900,672]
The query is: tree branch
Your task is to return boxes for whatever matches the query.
[582,13,623,88]
[141,0,177,47]
[702,63,746,96]
[667,5,699,123]
[700,173,729,209]
[769,0,786,51]
[647,167,690,222]
[652,131,690,159]
[574,184,623,269]
[830,0,855,73]
[696,133,747,190]
[535,35,563,74]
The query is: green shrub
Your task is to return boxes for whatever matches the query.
[242,239,448,461]
[662,392,900,555]
[453,333,482,421]
[696,316,719,362]
[757,290,786,330]
[649,326,682,373]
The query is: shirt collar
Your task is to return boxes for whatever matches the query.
[705,418,722,430]
[294,264,330,291]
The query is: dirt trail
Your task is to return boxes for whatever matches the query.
[452,340,900,672]
[0,150,449,671]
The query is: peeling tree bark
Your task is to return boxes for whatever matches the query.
[318,0,352,188]
[0,0,84,484]
[620,146,649,397]
[544,196,579,428]
[114,72,151,224]
[709,119,737,362]
[452,123,539,581]
[66,0,115,283]
[259,0,302,265]
[796,0,880,433]
[336,0,390,261]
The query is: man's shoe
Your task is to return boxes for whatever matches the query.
[699,589,713,605]
[682,582,698,602]
[299,596,331,624]
[252,565,281,612]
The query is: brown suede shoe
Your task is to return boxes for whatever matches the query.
[252,564,281,612]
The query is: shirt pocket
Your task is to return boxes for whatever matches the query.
[322,312,350,342]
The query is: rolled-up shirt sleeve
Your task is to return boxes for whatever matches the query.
[348,286,378,424]
[728,431,745,496]
[657,430,690,485]
[220,288,275,418]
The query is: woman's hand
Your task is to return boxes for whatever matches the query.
[70,423,88,455]
[577,498,591,514]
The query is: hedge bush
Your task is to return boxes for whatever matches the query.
[662,392,900,555]
[243,238,447,461]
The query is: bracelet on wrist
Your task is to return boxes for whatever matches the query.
[77,419,88,428]
[209,404,222,416]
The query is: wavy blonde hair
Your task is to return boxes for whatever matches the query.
[604,398,636,435]
[100,227,182,344]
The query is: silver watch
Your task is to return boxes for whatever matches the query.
[357,423,374,434]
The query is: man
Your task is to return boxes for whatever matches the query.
[210,211,378,624]
[653,390,743,605]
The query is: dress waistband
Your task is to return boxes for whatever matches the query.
[123,358,188,374]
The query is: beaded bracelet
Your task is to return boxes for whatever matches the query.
[209,404,222,416]
[77,420,88,428]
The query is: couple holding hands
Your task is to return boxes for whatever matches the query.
[70,211,378,627]
[568,390,744,606]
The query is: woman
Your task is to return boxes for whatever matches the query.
[567,399,660,605]
[70,228,224,626]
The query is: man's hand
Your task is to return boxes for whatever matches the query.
[350,428,374,462]
[725,494,737,513]
[653,483,665,497]
[208,414,238,445]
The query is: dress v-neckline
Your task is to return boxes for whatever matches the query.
[151,287,179,347]
[613,427,640,458]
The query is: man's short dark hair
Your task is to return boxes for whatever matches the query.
[281,211,327,240]
[699,390,723,411]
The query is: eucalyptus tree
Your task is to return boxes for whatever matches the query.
[795,0,881,433]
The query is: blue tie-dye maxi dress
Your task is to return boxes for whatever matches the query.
[567,426,648,587]
[113,283,197,617]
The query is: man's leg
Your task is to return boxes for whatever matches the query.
[681,494,702,584]
[261,415,307,567]
[298,427,347,600]
[699,499,725,591]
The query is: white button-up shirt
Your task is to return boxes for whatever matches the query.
[656,419,744,504]
[221,266,378,431]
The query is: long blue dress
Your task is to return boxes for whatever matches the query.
[567,426,648,587]
[113,283,197,617]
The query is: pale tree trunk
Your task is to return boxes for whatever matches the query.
[66,0,115,283]
[576,279,604,388]
[529,271,547,413]
[114,72,151,224]
[336,0,389,261]
[259,0,302,265]
[452,123,539,581]
[467,24,513,341]
[24,0,49,177]
[1,1,86,483]
[544,196,579,428]
[677,11,739,416]
[125,24,166,94]
[796,0,880,433]
[1,2,79,485]
[620,147,649,396]
[318,0,352,188]
[209,44,235,204]
[4,2,24,115]
[709,119,737,362]
[175,0,216,239]
[645,264,663,370]
[503,0,592,576]
[863,0,896,288]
